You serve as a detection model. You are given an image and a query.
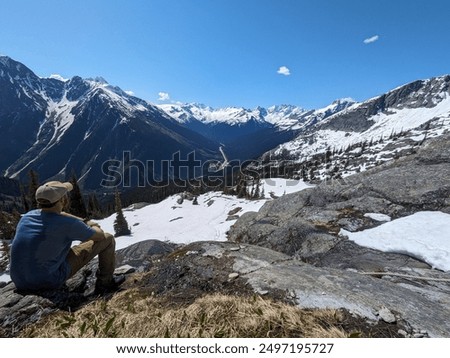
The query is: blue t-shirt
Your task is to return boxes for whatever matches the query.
[10,209,96,291]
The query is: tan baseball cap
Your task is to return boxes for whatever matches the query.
[35,181,73,204]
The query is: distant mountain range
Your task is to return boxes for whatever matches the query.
[157,100,355,160]
[1,55,449,190]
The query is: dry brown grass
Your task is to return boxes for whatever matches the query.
[21,289,347,338]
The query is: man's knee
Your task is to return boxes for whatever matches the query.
[104,232,116,251]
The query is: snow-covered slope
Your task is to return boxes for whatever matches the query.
[0,178,312,282]
[264,99,357,130]
[275,84,450,160]
[261,76,450,180]
[97,178,312,249]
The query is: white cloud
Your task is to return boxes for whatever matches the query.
[158,92,170,101]
[125,90,135,96]
[277,66,291,76]
[363,35,379,44]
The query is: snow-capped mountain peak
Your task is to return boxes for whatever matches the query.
[158,102,267,126]
[85,76,109,85]
[48,74,69,82]
[314,98,357,118]
[158,99,357,131]
[264,104,307,128]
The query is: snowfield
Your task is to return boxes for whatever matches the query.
[341,211,450,272]
[97,179,313,250]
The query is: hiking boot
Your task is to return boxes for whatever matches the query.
[94,275,126,294]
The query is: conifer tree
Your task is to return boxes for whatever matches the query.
[253,180,260,199]
[69,173,87,218]
[237,179,247,198]
[28,170,39,210]
[87,193,102,218]
[0,210,20,241]
[113,189,131,237]
[20,184,30,213]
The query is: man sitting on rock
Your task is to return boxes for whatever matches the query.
[10,181,125,294]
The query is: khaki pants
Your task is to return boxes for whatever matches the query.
[66,233,116,285]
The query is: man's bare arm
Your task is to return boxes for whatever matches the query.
[60,211,105,241]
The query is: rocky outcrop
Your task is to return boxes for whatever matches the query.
[138,241,450,337]
[224,133,450,337]
[228,133,450,263]
[2,239,449,337]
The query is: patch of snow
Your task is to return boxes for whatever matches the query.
[48,74,69,82]
[100,86,148,114]
[0,273,10,283]
[264,105,307,129]
[5,93,79,178]
[262,178,313,198]
[341,211,450,271]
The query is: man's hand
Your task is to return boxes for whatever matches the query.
[60,212,101,229]
[89,225,107,241]
[85,220,101,228]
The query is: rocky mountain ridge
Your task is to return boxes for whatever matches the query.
[159,74,450,163]
[0,56,220,189]
[158,99,356,129]
[259,76,450,182]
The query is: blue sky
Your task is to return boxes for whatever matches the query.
[1,0,449,109]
